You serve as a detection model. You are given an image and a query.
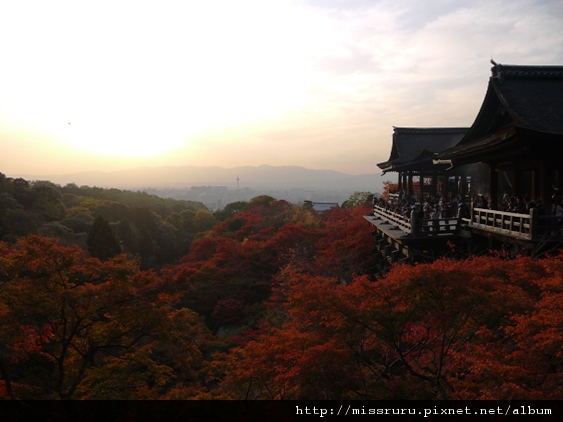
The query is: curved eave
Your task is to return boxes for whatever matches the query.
[457,82,501,145]
[378,150,453,173]
[491,78,527,127]
[438,127,517,161]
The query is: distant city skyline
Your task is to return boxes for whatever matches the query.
[1,0,562,176]
[5,164,383,193]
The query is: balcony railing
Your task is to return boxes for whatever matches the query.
[472,208,563,241]
[373,205,458,237]
[373,204,563,242]
[373,205,411,233]
[418,217,459,236]
[471,208,532,239]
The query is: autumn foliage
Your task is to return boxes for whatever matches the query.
[382,180,398,201]
[1,194,563,400]
[0,236,217,399]
[220,254,563,399]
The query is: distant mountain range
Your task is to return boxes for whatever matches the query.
[10,165,385,193]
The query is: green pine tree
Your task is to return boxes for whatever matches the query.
[138,224,157,270]
[116,218,139,255]
[87,215,122,261]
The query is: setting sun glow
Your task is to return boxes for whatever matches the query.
[1,0,562,176]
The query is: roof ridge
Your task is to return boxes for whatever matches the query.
[492,64,563,80]
[393,127,469,134]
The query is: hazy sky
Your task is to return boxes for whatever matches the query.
[1,0,562,177]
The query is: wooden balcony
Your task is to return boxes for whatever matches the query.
[371,205,458,238]
[471,208,563,242]
[370,204,563,243]
[372,205,411,234]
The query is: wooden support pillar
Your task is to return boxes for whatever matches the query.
[432,172,438,198]
[397,172,402,191]
[466,176,472,198]
[410,209,419,236]
[513,167,523,197]
[454,175,460,195]
[420,172,425,199]
[530,207,538,240]
[488,164,498,210]
[438,175,445,197]
[532,169,540,200]
[540,161,555,212]
[408,172,413,197]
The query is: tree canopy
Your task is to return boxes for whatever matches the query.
[87,215,122,261]
[1,175,562,401]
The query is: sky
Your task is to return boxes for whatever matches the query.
[1,0,563,178]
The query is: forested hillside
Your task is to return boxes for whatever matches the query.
[0,173,562,400]
[0,173,208,269]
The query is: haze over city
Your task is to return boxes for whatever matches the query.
[1,0,563,182]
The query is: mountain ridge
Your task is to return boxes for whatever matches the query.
[8,164,385,192]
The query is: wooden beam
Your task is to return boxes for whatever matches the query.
[540,161,555,212]
[488,164,498,209]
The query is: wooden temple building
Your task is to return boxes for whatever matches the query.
[377,127,476,201]
[365,62,563,274]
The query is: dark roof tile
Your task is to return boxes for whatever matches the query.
[378,127,468,171]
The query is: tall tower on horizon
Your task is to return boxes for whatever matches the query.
[236,175,239,190]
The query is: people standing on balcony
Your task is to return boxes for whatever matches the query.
[475,194,488,209]
[555,200,563,221]
[507,197,518,212]
[423,200,432,220]
[458,201,470,219]
[515,196,526,214]
[536,199,546,216]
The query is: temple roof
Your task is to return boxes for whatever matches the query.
[439,63,563,162]
[491,64,563,134]
[378,127,468,173]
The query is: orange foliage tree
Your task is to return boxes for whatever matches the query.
[220,254,562,400]
[168,200,322,330]
[381,180,398,201]
[0,235,216,399]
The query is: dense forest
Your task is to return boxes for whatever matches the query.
[0,173,562,400]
